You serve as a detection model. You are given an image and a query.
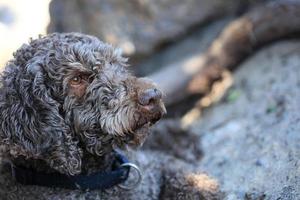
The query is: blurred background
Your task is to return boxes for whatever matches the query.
[0,0,263,72]
[1,0,300,199]
[0,0,50,67]
[0,0,266,117]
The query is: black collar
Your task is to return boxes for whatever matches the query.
[10,152,130,190]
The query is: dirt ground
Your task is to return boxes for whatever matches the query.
[191,40,300,199]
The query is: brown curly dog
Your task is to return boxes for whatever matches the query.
[0,33,222,200]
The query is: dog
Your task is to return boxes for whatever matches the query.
[0,33,221,200]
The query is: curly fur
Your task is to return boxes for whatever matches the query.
[0,33,222,200]
[0,33,166,175]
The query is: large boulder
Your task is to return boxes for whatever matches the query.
[192,40,300,199]
[47,0,255,60]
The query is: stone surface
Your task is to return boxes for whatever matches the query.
[136,18,231,76]
[191,40,300,199]
[48,0,243,59]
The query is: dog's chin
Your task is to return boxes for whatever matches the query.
[125,122,152,148]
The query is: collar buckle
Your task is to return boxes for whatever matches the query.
[118,162,142,190]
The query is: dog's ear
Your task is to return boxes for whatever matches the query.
[0,62,82,175]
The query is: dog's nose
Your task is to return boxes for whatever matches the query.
[138,88,166,124]
[138,88,162,106]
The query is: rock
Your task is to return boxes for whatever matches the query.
[47,0,255,60]
[137,18,231,76]
[191,40,300,199]
[143,119,203,163]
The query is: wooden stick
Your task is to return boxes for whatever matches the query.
[150,1,300,106]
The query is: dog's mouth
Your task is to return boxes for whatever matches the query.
[132,121,152,144]
[111,103,166,148]
[125,105,166,147]
[123,119,155,148]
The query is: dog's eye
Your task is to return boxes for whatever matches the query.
[70,76,82,85]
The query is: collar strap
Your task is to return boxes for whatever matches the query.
[11,152,130,190]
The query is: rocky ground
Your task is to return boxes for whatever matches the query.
[191,40,300,199]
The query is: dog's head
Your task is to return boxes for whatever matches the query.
[0,33,165,174]
[56,34,167,152]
